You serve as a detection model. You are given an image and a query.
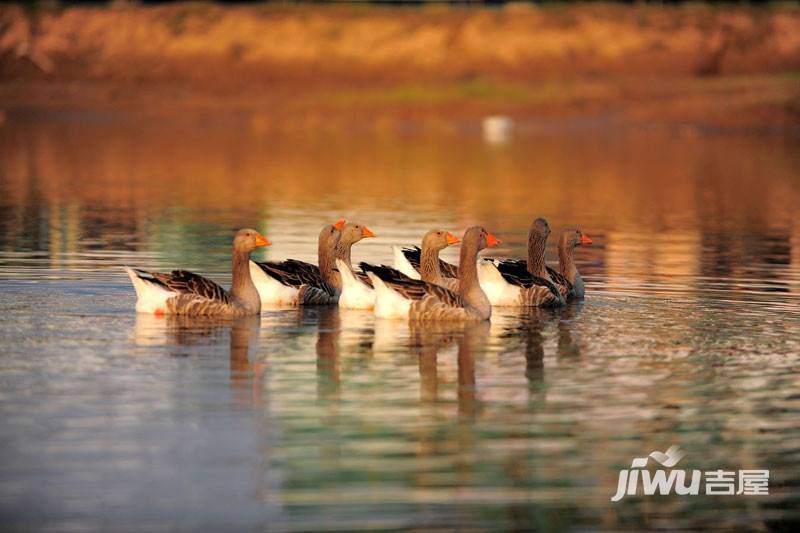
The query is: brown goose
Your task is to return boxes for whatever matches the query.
[125,228,270,317]
[250,220,345,306]
[393,229,461,291]
[363,226,499,321]
[477,218,565,307]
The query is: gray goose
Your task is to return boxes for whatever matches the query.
[393,229,461,291]
[489,225,592,301]
[477,218,565,307]
[125,228,270,317]
[250,220,345,306]
[553,225,592,300]
[363,226,500,321]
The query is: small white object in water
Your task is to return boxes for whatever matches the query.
[482,115,513,144]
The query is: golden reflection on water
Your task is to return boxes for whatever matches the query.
[1,115,799,302]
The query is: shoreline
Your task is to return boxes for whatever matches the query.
[2,74,798,135]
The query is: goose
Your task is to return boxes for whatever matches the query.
[477,218,565,307]
[334,222,378,309]
[393,229,461,291]
[553,226,592,300]
[250,220,345,306]
[125,228,270,317]
[485,225,592,302]
[363,226,499,321]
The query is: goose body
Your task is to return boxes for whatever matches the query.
[393,246,421,279]
[554,226,592,300]
[478,218,566,308]
[125,229,270,317]
[478,259,564,307]
[364,226,499,322]
[333,222,377,310]
[394,245,459,281]
[336,258,375,309]
[393,230,461,292]
[251,222,342,306]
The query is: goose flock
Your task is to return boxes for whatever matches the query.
[125,218,592,321]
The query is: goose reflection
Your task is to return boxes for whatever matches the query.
[457,320,489,421]
[521,309,547,388]
[228,315,264,406]
[134,313,234,354]
[557,302,583,360]
[409,321,459,406]
[408,320,490,420]
[315,307,341,401]
[133,313,263,405]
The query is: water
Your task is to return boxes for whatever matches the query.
[1,112,799,531]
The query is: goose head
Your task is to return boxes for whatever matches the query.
[340,222,376,246]
[463,226,500,251]
[529,217,551,240]
[422,229,461,252]
[559,226,593,249]
[233,228,271,253]
[319,222,343,249]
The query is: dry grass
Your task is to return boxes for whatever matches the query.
[0,2,799,130]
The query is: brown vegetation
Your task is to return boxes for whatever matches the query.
[1,2,799,130]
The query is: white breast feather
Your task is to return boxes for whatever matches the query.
[477,260,522,307]
[367,272,412,319]
[393,246,421,279]
[249,260,300,306]
[336,259,375,310]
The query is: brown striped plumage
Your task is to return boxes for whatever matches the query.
[556,226,592,300]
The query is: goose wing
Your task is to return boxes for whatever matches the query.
[546,265,573,298]
[355,270,374,289]
[401,246,459,278]
[146,269,232,304]
[361,262,463,307]
[494,260,562,299]
[255,259,337,296]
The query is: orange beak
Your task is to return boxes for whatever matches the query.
[579,233,593,245]
[334,219,346,230]
[446,232,461,245]
[254,234,271,247]
[361,226,376,238]
[486,232,500,248]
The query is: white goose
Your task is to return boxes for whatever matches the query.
[364,226,499,321]
[477,218,565,308]
[249,220,344,306]
[334,222,377,309]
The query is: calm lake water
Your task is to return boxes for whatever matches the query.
[1,112,799,531]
